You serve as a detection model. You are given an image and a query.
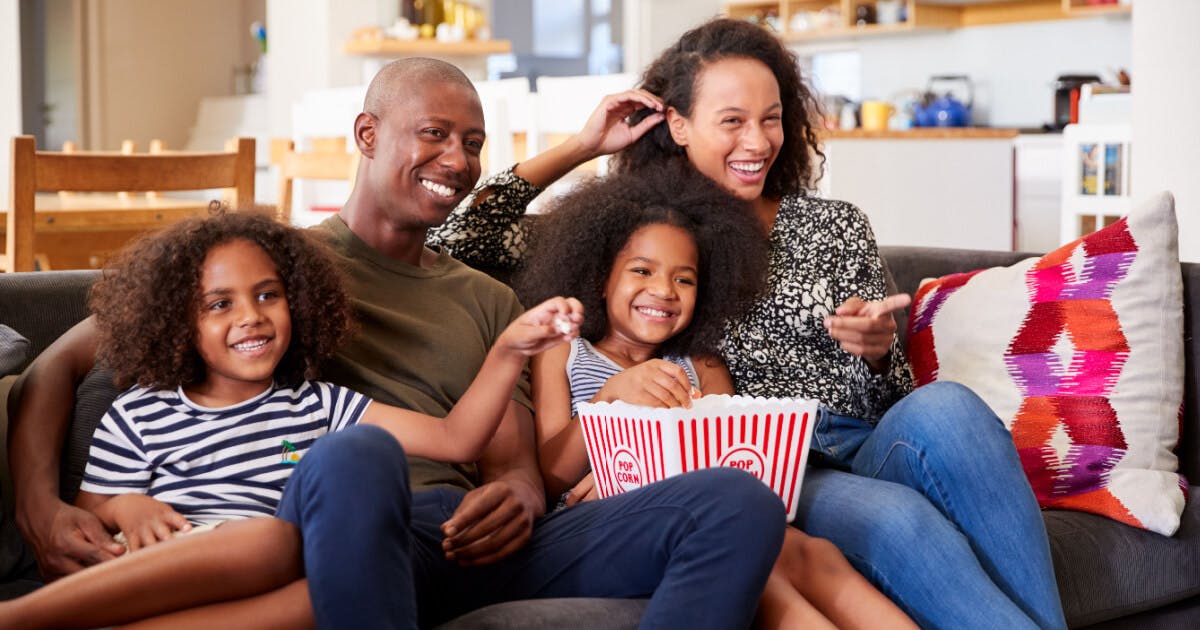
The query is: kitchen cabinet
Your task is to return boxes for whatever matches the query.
[817,129,1018,251]
[723,0,1130,43]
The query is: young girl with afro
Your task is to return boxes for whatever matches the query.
[0,211,581,629]
[517,163,916,630]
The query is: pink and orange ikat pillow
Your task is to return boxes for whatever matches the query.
[907,192,1186,536]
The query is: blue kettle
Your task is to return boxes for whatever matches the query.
[913,75,973,127]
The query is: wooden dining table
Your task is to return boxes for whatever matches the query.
[1,193,222,270]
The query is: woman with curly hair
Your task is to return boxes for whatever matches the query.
[518,164,914,629]
[432,16,1068,630]
[0,211,582,629]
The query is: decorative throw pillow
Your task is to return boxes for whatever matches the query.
[907,192,1185,536]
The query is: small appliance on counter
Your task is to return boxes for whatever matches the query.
[913,75,973,127]
[1053,74,1102,130]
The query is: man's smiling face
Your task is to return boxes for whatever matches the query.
[365,80,486,230]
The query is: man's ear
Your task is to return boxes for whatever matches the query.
[354,112,378,158]
[666,107,688,147]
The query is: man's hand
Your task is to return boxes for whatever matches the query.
[18,500,124,580]
[823,294,912,372]
[440,479,540,566]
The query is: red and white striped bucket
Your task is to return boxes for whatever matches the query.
[577,395,817,521]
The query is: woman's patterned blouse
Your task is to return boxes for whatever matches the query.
[428,168,914,421]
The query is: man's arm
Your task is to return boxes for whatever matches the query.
[8,317,124,579]
[439,400,546,566]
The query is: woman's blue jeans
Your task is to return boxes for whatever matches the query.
[795,381,1068,630]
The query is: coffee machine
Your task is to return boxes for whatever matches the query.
[1053,74,1102,130]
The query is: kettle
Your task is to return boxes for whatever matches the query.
[913,75,973,127]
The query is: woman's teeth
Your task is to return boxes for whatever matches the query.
[730,161,765,173]
[421,179,455,198]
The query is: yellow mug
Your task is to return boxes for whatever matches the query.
[861,101,894,131]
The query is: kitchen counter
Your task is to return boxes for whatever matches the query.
[821,128,1022,140]
[818,131,1015,250]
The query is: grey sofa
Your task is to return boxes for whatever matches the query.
[2,245,1198,628]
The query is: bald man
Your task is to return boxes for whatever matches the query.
[7,59,785,627]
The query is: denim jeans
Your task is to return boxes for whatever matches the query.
[277,424,786,629]
[796,381,1068,630]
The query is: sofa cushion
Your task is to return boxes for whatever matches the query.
[0,326,30,377]
[1048,486,1200,626]
[434,597,647,630]
[60,366,121,504]
[908,192,1186,535]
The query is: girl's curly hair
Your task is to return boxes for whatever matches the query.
[89,211,354,390]
[516,162,767,359]
[612,17,825,197]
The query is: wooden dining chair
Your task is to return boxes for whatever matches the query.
[270,138,359,223]
[57,139,165,200]
[2,135,255,272]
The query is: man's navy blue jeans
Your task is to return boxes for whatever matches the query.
[277,424,785,629]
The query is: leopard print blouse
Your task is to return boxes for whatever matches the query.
[429,168,914,421]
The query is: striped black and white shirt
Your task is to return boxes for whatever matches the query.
[567,338,699,417]
[80,381,370,526]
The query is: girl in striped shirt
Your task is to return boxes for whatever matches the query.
[0,211,580,628]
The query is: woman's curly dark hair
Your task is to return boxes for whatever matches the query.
[612,17,825,198]
[516,162,767,359]
[89,211,354,390]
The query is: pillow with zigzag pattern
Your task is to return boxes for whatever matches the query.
[907,192,1185,536]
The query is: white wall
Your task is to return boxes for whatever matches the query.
[265,0,378,137]
[1,0,22,203]
[1132,0,1199,262]
[623,0,723,75]
[86,0,255,149]
[825,16,1132,128]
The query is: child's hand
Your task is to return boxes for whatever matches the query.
[107,494,192,551]
[594,359,698,408]
[498,297,584,358]
[564,472,600,507]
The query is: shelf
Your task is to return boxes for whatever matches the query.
[1063,0,1131,17]
[343,38,512,57]
[727,0,1131,44]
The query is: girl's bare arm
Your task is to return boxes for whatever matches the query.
[530,344,592,498]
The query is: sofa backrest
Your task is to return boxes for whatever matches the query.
[879,245,1200,487]
[0,270,100,375]
[4,248,1197,486]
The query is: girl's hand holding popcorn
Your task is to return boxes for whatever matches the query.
[497,297,584,359]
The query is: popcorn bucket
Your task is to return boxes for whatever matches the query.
[577,395,818,521]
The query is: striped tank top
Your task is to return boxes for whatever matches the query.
[566,337,700,416]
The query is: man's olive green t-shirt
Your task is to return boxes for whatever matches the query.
[311,216,533,492]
